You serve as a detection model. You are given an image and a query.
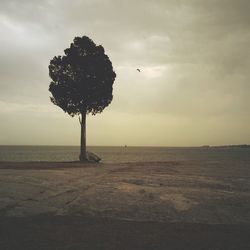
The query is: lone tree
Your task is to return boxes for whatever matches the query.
[49,36,116,161]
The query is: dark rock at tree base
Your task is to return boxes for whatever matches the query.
[86,151,101,163]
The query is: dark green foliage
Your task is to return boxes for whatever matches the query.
[49,36,116,116]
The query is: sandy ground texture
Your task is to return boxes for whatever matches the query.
[0,160,250,249]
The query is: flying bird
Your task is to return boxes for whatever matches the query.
[136,68,141,72]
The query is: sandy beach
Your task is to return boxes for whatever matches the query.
[1,160,250,249]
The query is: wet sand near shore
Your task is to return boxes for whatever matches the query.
[0,160,250,249]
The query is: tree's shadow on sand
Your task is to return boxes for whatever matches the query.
[0,161,101,170]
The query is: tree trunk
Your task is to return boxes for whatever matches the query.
[79,111,87,162]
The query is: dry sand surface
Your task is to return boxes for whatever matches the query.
[0,160,250,249]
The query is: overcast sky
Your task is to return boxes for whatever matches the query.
[0,0,249,146]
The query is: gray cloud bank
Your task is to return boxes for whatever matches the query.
[0,0,249,145]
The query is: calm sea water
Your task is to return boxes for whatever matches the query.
[0,146,249,163]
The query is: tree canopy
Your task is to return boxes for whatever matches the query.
[49,36,116,116]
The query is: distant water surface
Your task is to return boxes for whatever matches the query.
[0,146,249,163]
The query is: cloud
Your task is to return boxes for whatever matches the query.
[0,100,60,116]
[0,0,249,145]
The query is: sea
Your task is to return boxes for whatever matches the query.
[0,145,249,163]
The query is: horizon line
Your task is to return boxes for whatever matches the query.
[0,144,249,148]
